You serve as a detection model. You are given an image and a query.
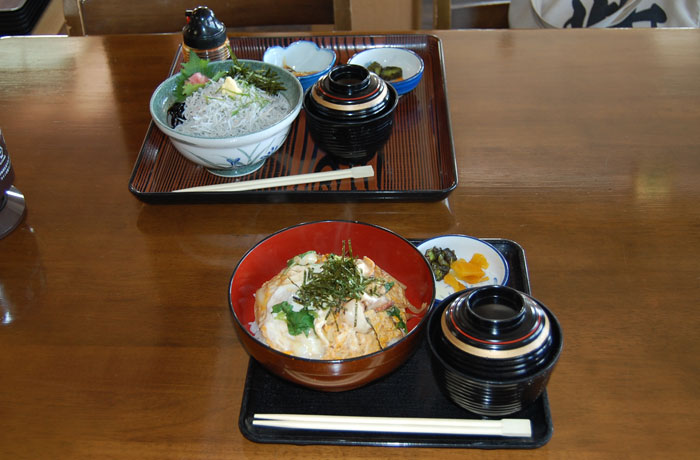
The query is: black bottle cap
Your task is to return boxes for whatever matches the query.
[182,7,227,50]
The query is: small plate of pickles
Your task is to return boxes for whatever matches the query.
[348,47,424,95]
[417,235,509,302]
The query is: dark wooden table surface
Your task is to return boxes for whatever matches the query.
[1,29,698,459]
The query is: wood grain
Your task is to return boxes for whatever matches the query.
[0,29,699,459]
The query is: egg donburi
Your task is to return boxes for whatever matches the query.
[254,245,420,360]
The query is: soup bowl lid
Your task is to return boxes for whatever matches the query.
[435,285,561,380]
[305,64,395,121]
[441,285,550,359]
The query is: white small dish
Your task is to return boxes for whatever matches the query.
[263,41,336,92]
[417,235,509,302]
[348,47,424,95]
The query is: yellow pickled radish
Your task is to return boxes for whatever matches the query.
[443,273,465,292]
[451,258,484,280]
[469,253,489,269]
[462,273,489,284]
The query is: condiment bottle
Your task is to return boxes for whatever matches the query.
[182,6,231,62]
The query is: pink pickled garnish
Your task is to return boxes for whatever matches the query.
[186,72,210,85]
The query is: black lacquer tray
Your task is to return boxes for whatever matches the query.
[238,239,554,449]
[129,34,456,203]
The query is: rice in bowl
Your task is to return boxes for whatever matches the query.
[174,76,290,138]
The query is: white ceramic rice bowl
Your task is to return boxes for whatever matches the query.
[149,59,303,177]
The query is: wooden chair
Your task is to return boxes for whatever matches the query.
[433,0,510,29]
[63,0,336,35]
[333,0,423,30]
[63,1,508,37]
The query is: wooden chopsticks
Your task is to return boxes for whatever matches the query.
[173,165,374,193]
[252,413,532,437]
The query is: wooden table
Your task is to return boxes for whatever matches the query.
[1,29,698,459]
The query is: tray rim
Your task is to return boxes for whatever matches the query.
[236,238,553,449]
[128,33,458,203]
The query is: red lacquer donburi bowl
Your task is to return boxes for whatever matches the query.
[228,220,436,391]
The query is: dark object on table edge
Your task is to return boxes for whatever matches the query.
[0,186,26,240]
[238,238,554,449]
[0,131,26,239]
[0,0,50,37]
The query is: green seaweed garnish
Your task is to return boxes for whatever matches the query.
[293,242,371,315]
[173,52,286,102]
[224,55,286,96]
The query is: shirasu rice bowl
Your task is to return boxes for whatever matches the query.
[175,76,291,138]
[149,58,303,175]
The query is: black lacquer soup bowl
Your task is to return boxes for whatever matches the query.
[427,285,563,416]
[303,64,398,162]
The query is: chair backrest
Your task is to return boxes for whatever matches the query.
[433,0,510,29]
[334,0,423,30]
[63,0,336,35]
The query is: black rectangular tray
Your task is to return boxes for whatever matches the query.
[238,239,553,448]
[129,34,456,203]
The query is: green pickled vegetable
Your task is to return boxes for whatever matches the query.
[366,61,403,82]
[379,66,403,81]
[367,61,383,74]
[424,246,457,281]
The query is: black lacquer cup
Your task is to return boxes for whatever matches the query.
[427,285,563,416]
[303,64,398,162]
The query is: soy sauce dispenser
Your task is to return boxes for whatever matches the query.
[182,6,231,62]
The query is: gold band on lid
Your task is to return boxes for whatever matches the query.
[440,309,551,360]
[311,80,388,112]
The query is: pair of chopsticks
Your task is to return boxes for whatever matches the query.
[173,165,374,193]
[252,414,532,437]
